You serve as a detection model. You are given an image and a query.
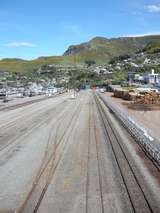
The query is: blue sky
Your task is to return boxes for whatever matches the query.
[0,0,160,59]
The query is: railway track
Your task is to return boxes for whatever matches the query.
[0,98,71,154]
[85,96,105,213]
[98,94,160,171]
[86,97,105,213]
[17,100,83,213]
[0,91,159,212]
[93,102,105,213]
[85,98,91,213]
[0,93,65,112]
[0,97,67,130]
[0,99,71,159]
[94,93,159,213]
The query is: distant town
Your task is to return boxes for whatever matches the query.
[0,45,160,103]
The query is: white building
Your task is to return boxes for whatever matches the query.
[134,74,144,82]
[143,58,151,65]
[45,86,58,96]
[144,69,160,84]
[29,83,43,94]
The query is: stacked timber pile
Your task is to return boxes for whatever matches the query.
[114,89,124,98]
[114,89,135,101]
[113,88,160,104]
[134,92,160,104]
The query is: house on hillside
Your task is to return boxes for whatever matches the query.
[127,73,144,83]
[144,70,160,84]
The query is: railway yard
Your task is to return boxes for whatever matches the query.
[0,91,159,213]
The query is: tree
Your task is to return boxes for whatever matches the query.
[85,60,96,67]
[113,71,126,83]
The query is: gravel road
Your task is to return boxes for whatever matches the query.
[0,91,159,213]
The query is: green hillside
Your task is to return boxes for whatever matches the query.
[0,56,76,74]
[0,35,160,74]
[64,35,160,62]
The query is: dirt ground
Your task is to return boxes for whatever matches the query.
[0,91,159,212]
[102,92,160,142]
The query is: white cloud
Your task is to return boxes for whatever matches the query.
[6,42,37,47]
[146,4,160,13]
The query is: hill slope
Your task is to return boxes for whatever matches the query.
[0,35,160,73]
[63,35,160,62]
[0,55,76,73]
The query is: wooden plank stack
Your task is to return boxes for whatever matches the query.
[113,88,160,104]
[134,92,160,104]
[114,89,135,101]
